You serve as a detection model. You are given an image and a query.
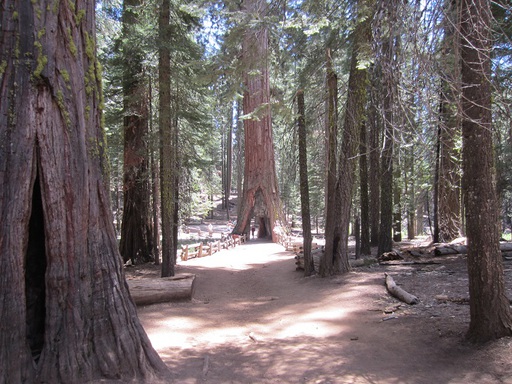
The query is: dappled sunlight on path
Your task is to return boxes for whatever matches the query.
[138,240,512,384]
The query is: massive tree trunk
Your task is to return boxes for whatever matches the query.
[460,0,512,343]
[159,0,176,277]
[119,0,154,265]
[297,90,314,276]
[0,0,169,382]
[233,0,284,241]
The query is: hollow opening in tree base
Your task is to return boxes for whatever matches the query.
[25,174,47,363]
[257,216,269,238]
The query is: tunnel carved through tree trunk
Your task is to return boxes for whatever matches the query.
[233,0,285,241]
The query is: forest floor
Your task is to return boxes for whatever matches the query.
[129,232,512,384]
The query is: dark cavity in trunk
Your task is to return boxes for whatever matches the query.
[25,174,47,362]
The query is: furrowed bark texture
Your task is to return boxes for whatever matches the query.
[119,0,154,265]
[331,0,372,275]
[460,0,512,343]
[234,0,284,240]
[0,1,169,382]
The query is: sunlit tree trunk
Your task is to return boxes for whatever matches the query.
[460,0,512,343]
[0,0,169,381]
[233,0,285,240]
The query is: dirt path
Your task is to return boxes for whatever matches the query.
[136,240,512,383]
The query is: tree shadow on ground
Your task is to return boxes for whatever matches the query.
[135,240,512,384]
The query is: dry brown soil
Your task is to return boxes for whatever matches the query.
[129,239,512,384]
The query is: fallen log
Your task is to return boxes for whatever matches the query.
[127,273,196,306]
[384,273,419,305]
[434,242,512,256]
[378,251,403,262]
[434,245,466,256]
[380,260,440,266]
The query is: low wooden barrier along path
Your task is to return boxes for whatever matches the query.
[283,235,323,271]
[180,234,246,261]
[127,233,247,306]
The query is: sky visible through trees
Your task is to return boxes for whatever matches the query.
[98,0,512,340]
[96,0,512,273]
[1,0,511,381]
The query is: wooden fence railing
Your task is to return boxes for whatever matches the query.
[180,234,246,261]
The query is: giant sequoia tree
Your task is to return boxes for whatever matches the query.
[460,0,512,342]
[119,0,154,265]
[0,0,169,381]
[233,0,285,240]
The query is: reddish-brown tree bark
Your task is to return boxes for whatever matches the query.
[233,0,285,241]
[119,0,154,265]
[0,1,169,382]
